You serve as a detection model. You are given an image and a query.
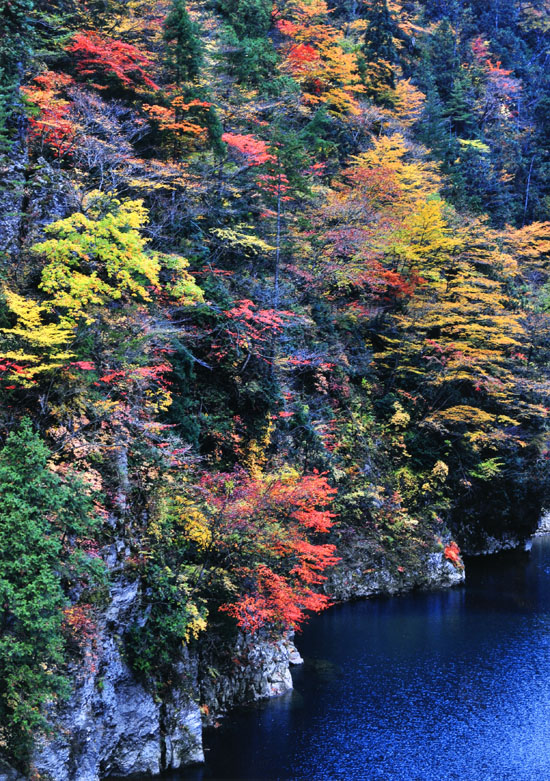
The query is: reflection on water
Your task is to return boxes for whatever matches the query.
[173,536,550,781]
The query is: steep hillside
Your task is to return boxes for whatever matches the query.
[1,0,550,775]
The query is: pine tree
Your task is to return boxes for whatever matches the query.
[218,0,272,39]
[360,0,397,103]
[163,0,203,84]
[425,18,459,103]
[417,69,453,160]
[0,72,14,153]
[0,420,100,770]
[363,0,396,68]
[0,0,35,151]
[0,0,35,81]
[445,70,476,137]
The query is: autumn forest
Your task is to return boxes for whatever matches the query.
[1,0,550,775]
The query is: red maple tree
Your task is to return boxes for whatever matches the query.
[198,468,339,633]
[67,32,160,92]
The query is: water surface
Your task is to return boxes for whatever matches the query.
[178,536,550,780]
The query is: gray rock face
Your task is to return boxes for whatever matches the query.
[326,536,464,601]
[535,511,550,536]
[24,161,77,245]
[200,633,300,718]
[0,759,25,781]
[0,149,27,260]
[32,579,204,781]
[0,153,77,270]
[17,533,466,780]
[462,532,522,556]
[29,578,300,780]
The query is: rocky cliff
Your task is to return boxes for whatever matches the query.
[325,535,465,601]
[22,579,302,780]
[31,578,204,780]
[2,534,461,781]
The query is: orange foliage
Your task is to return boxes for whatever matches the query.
[302,141,429,305]
[222,133,275,165]
[199,469,339,633]
[444,541,463,568]
[22,71,77,157]
[67,32,160,92]
[144,97,211,147]
[62,604,99,671]
[276,0,363,115]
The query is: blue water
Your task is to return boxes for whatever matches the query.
[179,536,550,780]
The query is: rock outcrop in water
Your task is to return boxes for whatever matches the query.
[16,540,458,781]
[32,578,204,780]
[25,578,302,780]
[326,535,464,601]
[535,511,550,536]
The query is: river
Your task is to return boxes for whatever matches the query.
[176,534,550,780]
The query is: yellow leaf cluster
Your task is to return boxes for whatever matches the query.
[211,225,275,255]
[0,290,75,384]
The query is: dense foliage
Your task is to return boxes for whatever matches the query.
[0,420,102,766]
[1,0,550,768]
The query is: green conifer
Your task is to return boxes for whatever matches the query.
[164,0,203,84]
[359,0,397,104]
[0,420,101,770]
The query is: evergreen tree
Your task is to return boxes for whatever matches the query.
[445,69,477,137]
[218,0,272,39]
[417,68,453,159]
[446,139,513,224]
[0,71,15,153]
[0,0,35,150]
[164,0,203,84]
[425,18,460,103]
[359,0,397,103]
[223,31,279,89]
[363,0,396,69]
[0,0,35,81]
[0,420,101,770]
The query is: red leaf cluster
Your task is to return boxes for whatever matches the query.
[22,71,77,157]
[222,133,275,166]
[444,541,463,568]
[67,32,159,92]
[199,469,339,633]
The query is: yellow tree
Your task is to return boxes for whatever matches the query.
[0,291,75,386]
[2,192,203,515]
